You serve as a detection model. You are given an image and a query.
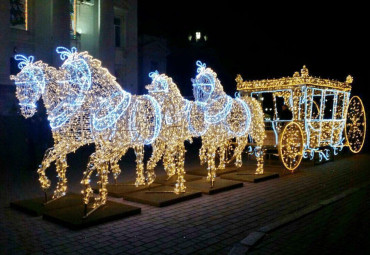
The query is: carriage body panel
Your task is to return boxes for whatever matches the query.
[236,66,365,170]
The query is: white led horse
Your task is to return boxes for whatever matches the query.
[145,71,193,193]
[189,61,265,186]
[11,48,162,216]
[78,52,162,213]
[10,50,94,202]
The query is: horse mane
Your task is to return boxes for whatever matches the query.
[166,76,183,98]
[78,51,121,89]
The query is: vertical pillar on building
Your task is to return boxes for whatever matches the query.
[99,0,115,73]
[125,0,138,93]
[52,0,70,67]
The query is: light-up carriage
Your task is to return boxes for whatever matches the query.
[235,66,366,171]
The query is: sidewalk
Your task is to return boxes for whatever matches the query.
[0,151,369,254]
[247,184,370,255]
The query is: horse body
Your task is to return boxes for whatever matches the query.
[10,50,94,201]
[12,48,162,213]
[145,72,192,193]
[190,61,265,184]
[75,51,162,209]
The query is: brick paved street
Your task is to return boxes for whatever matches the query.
[248,185,370,255]
[1,148,369,254]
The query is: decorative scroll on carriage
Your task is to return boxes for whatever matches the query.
[235,66,366,171]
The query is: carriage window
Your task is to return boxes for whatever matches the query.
[312,96,322,119]
[260,93,274,120]
[334,93,345,119]
[10,0,28,30]
[323,95,334,119]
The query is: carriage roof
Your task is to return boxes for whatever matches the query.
[236,66,352,92]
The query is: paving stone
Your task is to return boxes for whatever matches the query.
[240,231,265,246]
[1,153,369,254]
[228,243,249,255]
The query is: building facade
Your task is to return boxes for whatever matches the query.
[0,0,138,115]
[138,35,168,93]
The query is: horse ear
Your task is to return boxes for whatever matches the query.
[10,75,16,81]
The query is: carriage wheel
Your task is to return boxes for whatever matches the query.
[279,122,304,172]
[345,96,366,153]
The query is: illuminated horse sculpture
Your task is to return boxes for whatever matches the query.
[10,50,94,202]
[11,48,161,215]
[189,61,265,186]
[78,51,161,213]
[145,71,193,193]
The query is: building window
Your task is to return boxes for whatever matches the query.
[114,17,121,47]
[80,0,94,5]
[70,0,77,36]
[10,0,28,30]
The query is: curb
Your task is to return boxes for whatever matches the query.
[228,182,369,255]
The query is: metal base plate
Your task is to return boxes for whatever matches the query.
[93,183,162,198]
[186,177,243,195]
[154,174,202,186]
[123,186,202,207]
[221,171,279,183]
[10,193,83,216]
[43,200,141,230]
[186,166,239,177]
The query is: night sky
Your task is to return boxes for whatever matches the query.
[138,1,369,101]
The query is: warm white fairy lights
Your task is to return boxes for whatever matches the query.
[145,71,192,193]
[237,65,366,171]
[190,61,265,185]
[11,49,95,202]
[11,47,163,216]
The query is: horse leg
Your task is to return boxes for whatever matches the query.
[110,146,130,184]
[206,146,217,188]
[218,144,226,170]
[199,143,207,166]
[146,142,164,185]
[234,136,248,168]
[254,146,264,175]
[51,154,68,200]
[110,160,120,185]
[81,152,96,207]
[174,143,186,194]
[37,147,56,193]
[163,145,176,178]
[134,145,145,186]
[93,160,109,209]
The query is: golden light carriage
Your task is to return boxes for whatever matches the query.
[234,66,366,171]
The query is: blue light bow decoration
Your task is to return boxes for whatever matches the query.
[148,70,169,92]
[14,54,35,70]
[56,46,78,60]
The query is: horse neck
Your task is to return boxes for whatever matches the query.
[168,82,184,100]
[88,63,129,103]
[39,66,58,115]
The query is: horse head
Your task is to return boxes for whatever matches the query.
[10,55,46,118]
[191,61,221,104]
[47,47,92,129]
[146,71,169,93]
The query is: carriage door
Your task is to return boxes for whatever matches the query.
[306,88,322,149]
